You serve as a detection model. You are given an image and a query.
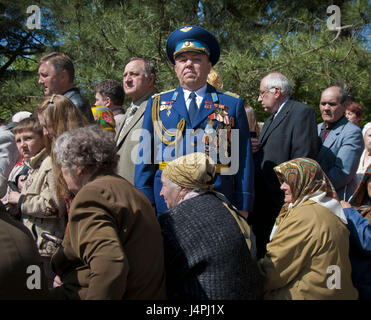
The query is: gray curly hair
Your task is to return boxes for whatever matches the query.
[52,125,118,172]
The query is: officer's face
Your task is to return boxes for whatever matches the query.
[320,87,345,124]
[174,52,212,91]
[123,60,154,102]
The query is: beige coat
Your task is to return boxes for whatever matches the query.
[259,200,358,300]
[115,90,155,185]
[21,149,66,257]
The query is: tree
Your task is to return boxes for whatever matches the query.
[0,0,58,120]
[0,0,369,124]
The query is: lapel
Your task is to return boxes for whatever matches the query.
[259,99,293,145]
[171,86,191,125]
[318,117,348,159]
[258,114,274,144]
[118,100,147,144]
[115,91,155,146]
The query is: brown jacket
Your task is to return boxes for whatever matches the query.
[259,200,358,300]
[51,174,166,300]
[0,204,49,299]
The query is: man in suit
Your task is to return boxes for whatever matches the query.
[135,25,254,217]
[38,52,93,122]
[115,57,156,184]
[317,86,363,200]
[250,72,319,258]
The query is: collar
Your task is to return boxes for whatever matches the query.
[63,87,79,96]
[132,89,156,106]
[111,107,123,115]
[322,116,345,130]
[274,96,290,118]
[183,83,208,100]
[24,148,47,169]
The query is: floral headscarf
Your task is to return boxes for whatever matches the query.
[273,157,346,223]
[348,163,371,221]
[91,106,116,131]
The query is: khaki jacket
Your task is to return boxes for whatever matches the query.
[115,90,155,185]
[259,200,358,300]
[21,149,66,257]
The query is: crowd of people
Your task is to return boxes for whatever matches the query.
[0,24,369,300]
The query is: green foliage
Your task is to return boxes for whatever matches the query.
[0,0,370,124]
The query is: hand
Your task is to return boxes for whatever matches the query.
[251,137,260,154]
[340,200,351,208]
[53,275,63,288]
[8,191,21,205]
[239,210,249,219]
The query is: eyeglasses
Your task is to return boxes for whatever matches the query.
[258,88,275,98]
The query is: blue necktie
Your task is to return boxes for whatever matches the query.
[188,92,198,124]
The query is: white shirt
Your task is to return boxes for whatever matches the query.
[183,84,207,112]
[274,96,290,119]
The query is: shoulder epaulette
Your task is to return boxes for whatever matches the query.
[216,89,240,99]
[152,89,175,98]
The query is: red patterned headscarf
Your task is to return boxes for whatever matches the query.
[273,158,346,222]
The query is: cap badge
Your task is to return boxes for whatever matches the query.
[180,26,193,32]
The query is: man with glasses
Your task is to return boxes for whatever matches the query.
[250,72,319,258]
[317,85,363,201]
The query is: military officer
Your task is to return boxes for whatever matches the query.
[134,25,254,216]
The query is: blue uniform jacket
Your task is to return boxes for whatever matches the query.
[134,84,254,215]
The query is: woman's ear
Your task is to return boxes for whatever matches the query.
[76,167,84,177]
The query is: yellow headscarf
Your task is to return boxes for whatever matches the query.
[162,152,216,190]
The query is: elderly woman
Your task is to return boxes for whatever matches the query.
[50,125,166,300]
[341,163,371,300]
[258,157,358,300]
[158,152,263,300]
[356,122,371,184]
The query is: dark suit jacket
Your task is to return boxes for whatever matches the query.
[255,99,320,197]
